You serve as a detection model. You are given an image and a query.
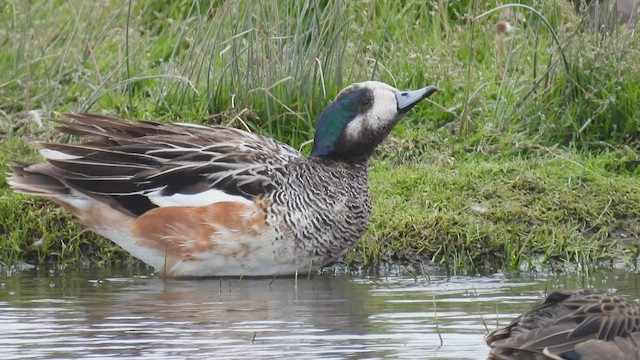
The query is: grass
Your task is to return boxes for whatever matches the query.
[0,0,639,273]
[346,127,640,273]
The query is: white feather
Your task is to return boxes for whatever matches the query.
[171,122,213,129]
[52,189,93,210]
[39,149,81,160]
[147,188,253,207]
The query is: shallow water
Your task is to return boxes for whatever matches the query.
[0,267,639,359]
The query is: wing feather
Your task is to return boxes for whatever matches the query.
[487,290,640,359]
[34,113,303,215]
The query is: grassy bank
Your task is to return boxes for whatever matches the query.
[352,128,640,273]
[1,0,639,273]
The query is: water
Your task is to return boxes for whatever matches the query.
[0,267,639,359]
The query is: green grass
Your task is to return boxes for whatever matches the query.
[347,127,640,273]
[1,0,639,273]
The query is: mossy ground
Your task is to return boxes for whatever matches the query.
[1,0,639,274]
[352,128,640,273]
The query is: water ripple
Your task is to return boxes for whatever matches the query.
[0,268,638,359]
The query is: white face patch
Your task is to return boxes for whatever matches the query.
[343,81,400,141]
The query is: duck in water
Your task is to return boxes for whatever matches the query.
[9,81,437,277]
[487,289,640,359]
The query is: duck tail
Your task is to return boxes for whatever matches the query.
[7,162,70,197]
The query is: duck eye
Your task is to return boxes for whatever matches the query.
[360,94,373,106]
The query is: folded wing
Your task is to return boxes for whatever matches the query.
[10,113,302,216]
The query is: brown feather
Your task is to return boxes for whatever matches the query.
[487,289,640,360]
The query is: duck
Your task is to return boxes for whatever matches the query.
[486,289,640,360]
[9,81,437,277]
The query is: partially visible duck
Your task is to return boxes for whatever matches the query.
[9,81,437,277]
[486,289,640,360]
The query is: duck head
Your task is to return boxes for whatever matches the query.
[310,81,437,160]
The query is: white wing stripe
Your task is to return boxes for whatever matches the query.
[40,149,81,160]
[147,189,253,207]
